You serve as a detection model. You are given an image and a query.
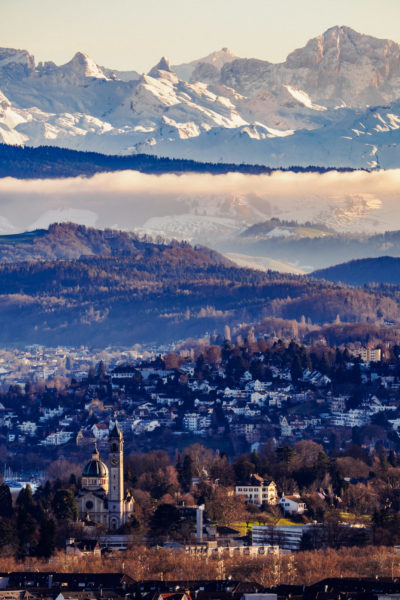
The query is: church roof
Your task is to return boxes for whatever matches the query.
[82,447,108,477]
[109,421,122,439]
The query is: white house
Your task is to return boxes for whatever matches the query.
[42,431,73,446]
[278,495,306,515]
[235,476,278,506]
[91,423,110,440]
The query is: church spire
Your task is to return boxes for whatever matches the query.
[109,413,122,439]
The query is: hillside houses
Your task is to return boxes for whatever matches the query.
[1,339,400,462]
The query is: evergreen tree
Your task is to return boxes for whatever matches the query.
[16,484,35,514]
[96,360,106,381]
[52,489,78,522]
[0,518,17,552]
[290,355,303,383]
[16,508,38,558]
[316,451,330,479]
[179,454,194,491]
[0,483,13,518]
[36,517,57,558]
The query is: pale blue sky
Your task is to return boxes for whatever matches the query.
[1,0,399,72]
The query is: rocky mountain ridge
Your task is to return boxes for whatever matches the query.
[1,27,400,167]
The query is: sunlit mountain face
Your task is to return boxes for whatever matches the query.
[2,26,400,168]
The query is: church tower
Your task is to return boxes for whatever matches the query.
[108,421,124,530]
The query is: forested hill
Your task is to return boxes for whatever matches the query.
[312,256,400,285]
[0,222,233,264]
[0,144,355,179]
[0,224,399,346]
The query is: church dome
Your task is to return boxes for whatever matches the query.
[82,447,108,478]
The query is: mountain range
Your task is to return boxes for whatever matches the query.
[2,27,400,167]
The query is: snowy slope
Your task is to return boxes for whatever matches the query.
[2,28,400,166]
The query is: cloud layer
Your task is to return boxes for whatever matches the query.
[0,169,398,237]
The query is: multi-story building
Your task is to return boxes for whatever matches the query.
[252,524,312,550]
[351,347,382,362]
[235,475,277,506]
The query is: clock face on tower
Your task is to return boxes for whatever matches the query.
[111,456,119,466]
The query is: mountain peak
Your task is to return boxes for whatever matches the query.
[60,51,108,79]
[190,47,237,67]
[286,24,400,71]
[148,56,173,77]
[0,47,35,78]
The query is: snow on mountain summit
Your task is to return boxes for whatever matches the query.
[0,47,35,78]
[2,27,400,168]
[174,48,238,82]
[56,52,109,80]
[147,57,178,82]
[149,56,173,75]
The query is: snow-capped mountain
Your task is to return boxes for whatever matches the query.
[173,47,238,82]
[2,27,400,167]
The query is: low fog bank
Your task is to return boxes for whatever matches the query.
[0,169,398,238]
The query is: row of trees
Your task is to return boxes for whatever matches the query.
[0,544,398,585]
[0,481,77,558]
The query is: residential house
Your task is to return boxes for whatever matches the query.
[278,494,306,515]
[235,475,278,506]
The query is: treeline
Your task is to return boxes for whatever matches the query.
[241,218,334,237]
[0,546,398,585]
[0,143,358,179]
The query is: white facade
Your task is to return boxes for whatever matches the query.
[235,481,277,506]
[278,495,306,515]
[252,524,311,550]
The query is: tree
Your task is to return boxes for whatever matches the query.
[16,484,35,514]
[290,355,303,383]
[0,483,13,518]
[36,517,57,558]
[233,456,254,482]
[150,503,181,537]
[96,360,106,381]
[0,519,17,552]
[179,454,194,492]
[16,508,38,558]
[205,487,246,525]
[52,489,78,522]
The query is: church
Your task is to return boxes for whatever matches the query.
[77,421,134,530]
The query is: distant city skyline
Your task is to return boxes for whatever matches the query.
[1,0,399,72]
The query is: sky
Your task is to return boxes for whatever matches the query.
[1,0,399,72]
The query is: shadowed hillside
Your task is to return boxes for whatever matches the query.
[0,224,399,346]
